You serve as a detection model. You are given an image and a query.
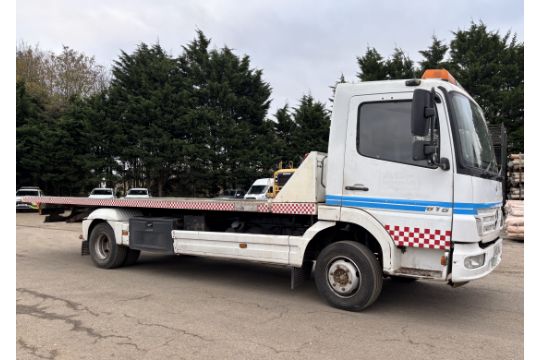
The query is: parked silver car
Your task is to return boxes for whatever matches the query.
[89,188,115,199]
[16,187,43,211]
[125,188,151,199]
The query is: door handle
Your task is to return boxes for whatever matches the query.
[345,184,369,191]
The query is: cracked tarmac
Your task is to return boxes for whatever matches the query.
[16,212,523,359]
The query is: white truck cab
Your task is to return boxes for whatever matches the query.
[325,69,503,286]
[244,178,274,200]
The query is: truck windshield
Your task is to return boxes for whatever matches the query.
[247,186,266,195]
[449,92,497,175]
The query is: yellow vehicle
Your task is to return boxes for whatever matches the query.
[269,161,296,198]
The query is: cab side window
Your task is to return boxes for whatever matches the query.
[357,101,438,167]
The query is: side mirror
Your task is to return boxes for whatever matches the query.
[411,89,435,136]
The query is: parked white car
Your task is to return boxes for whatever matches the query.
[125,188,151,199]
[16,187,43,211]
[244,178,274,200]
[89,188,115,199]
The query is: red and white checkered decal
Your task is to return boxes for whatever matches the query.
[384,225,451,250]
[257,204,271,213]
[22,196,317,215]
[270,203,317,215]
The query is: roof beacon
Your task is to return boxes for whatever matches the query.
[422,69,458,86]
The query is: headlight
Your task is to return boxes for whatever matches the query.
[464,254,486,269]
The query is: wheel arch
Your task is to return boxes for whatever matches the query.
[83,208,143,245]
[298,207,396,272]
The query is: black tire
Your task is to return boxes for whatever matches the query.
[314,241,383,311]
[89,223,128,269]
[123,248,141,266]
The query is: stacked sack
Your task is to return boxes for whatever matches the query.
[507,154,524,200]
[504,200,524,241]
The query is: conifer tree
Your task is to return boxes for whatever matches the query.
[448,22,523,151]
[357,48,387,81]
[108,43,181,196]
[419,36,449,72]
[385,48,416,79]
[290,95,331,161]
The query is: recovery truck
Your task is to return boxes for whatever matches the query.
[25,69,504,311]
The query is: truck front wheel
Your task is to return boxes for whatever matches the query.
[314,241,383,311]
[89,222,128,269]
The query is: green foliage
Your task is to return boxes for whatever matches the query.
[385,48,416,79]
[16,81,49,189]
[107,43,180,196]
[272,104,297,162]
[16,82,99,194]
[357,48,415,80]
[447,22,523,152]
[290,95,331,161]
[270,96,330,169]
[357,48,387,81]
[329,73,346,103]
[177,31,274,195]
[101,31,274,196]
[418,36,449,71]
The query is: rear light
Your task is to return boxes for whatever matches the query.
[440,255,447,266]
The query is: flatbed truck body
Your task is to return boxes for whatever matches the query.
[25,70,504,311]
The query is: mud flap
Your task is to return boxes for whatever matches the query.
[81,240,89,256]
[290,261,313,290]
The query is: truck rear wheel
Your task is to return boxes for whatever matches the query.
[89,223,128,269]
[314,241,382,311]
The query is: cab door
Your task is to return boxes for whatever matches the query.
[339,90,454,252]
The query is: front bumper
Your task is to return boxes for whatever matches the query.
[450,238,503,283]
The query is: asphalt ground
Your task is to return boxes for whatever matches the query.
[16,212,524,359]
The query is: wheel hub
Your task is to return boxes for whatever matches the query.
[327,258,360,296]
[95,234,112,260]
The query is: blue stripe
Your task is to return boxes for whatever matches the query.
[325,195,501,215]
[454,202,501,209]
[453,209,478,215]
[341,200,427,212]
[328,194,453,207]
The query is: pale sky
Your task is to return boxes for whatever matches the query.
[16,0,524,116]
